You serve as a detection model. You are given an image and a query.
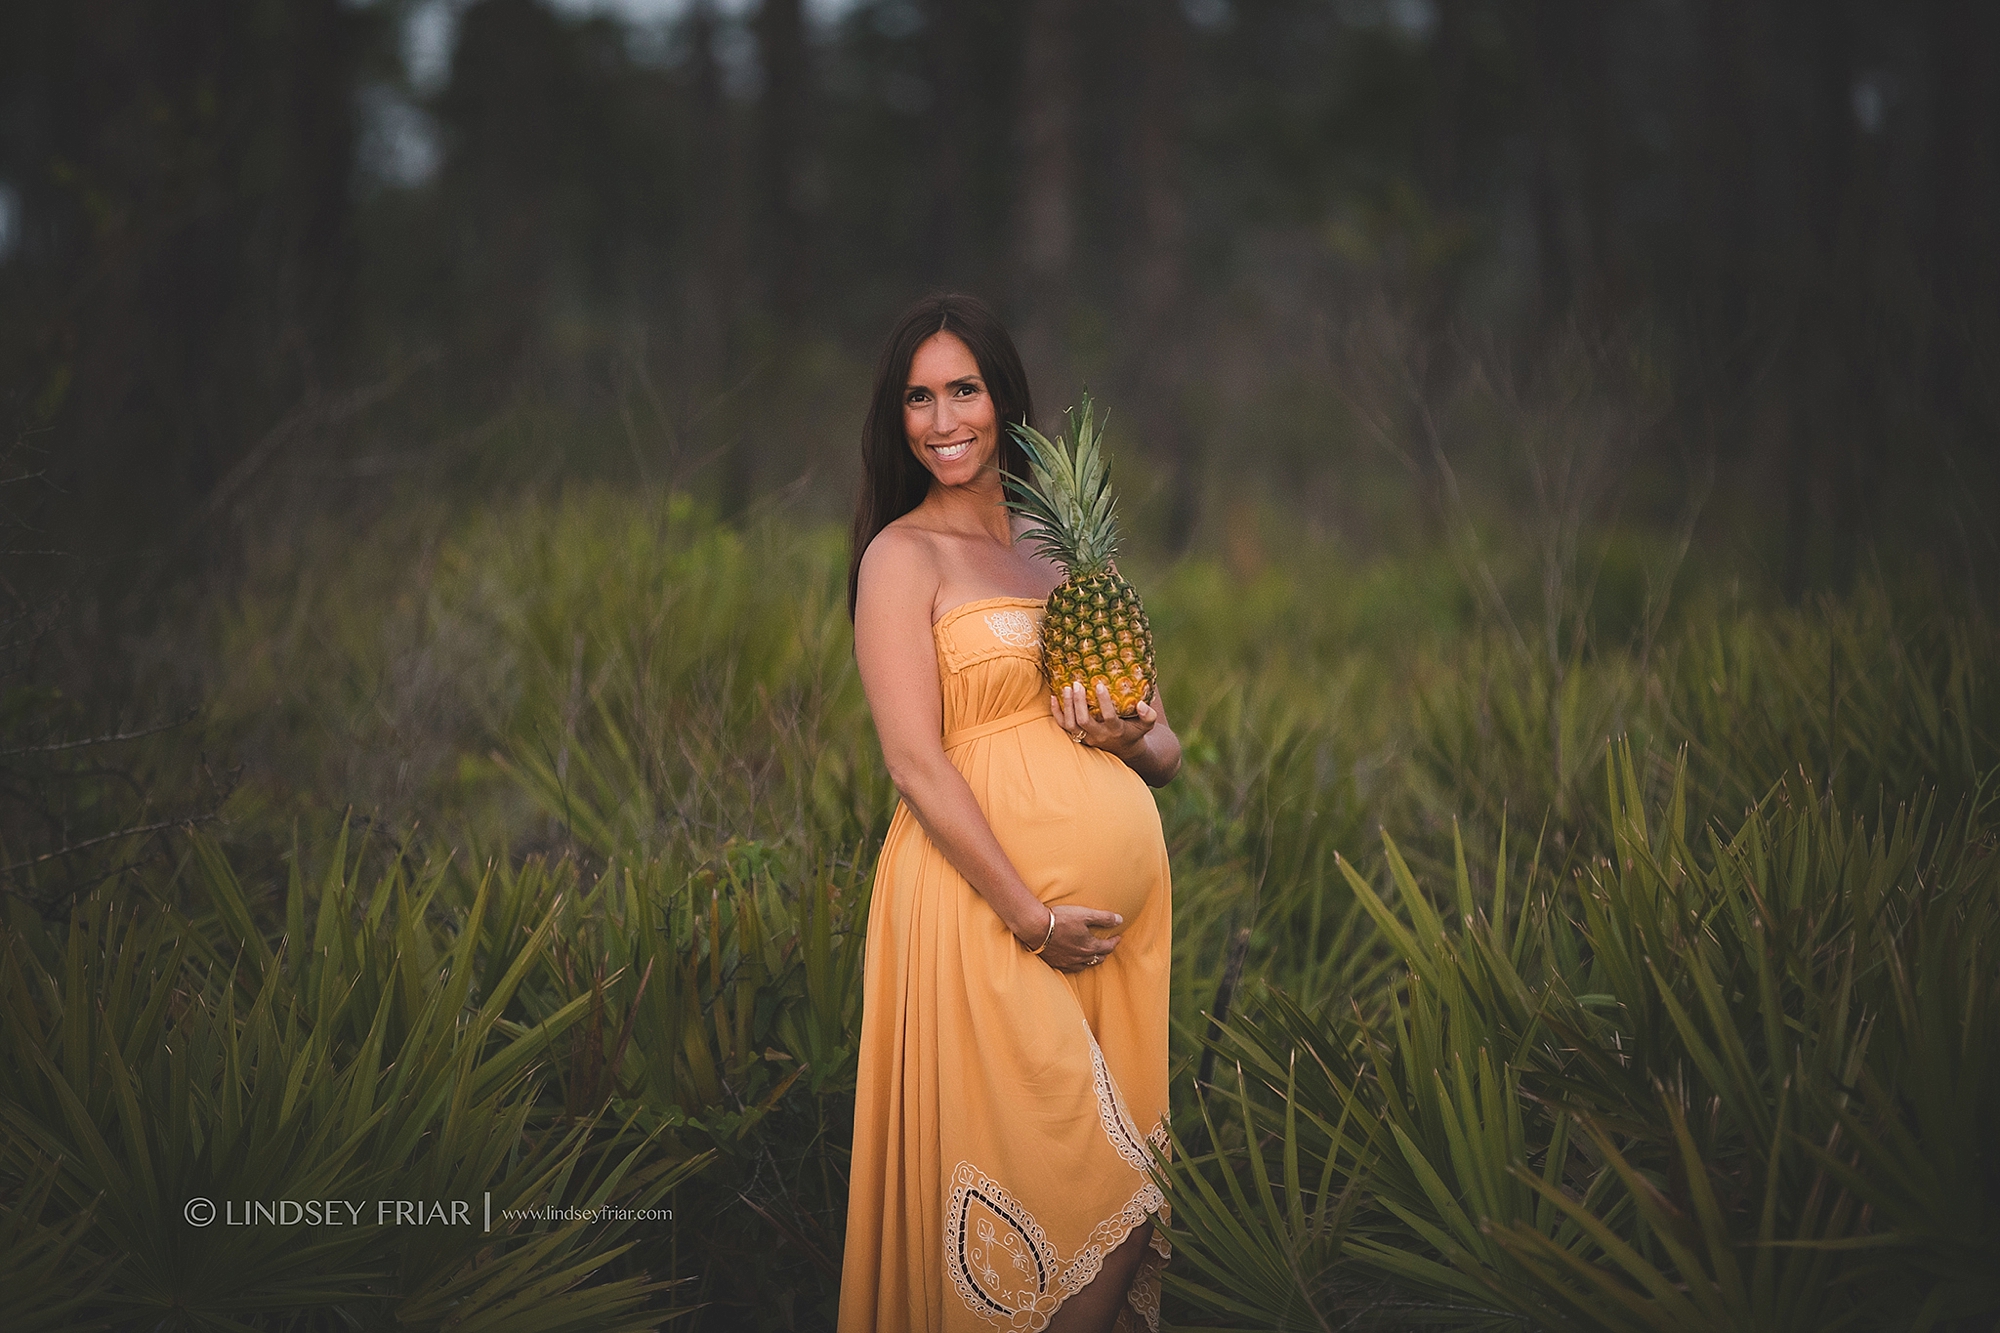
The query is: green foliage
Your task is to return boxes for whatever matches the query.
[490,846,872,1326]
[198,491,885,866]
[1159,746,2000,1330]
[15,491,1996,1328]
[0,830,704,1331]
[1415,586,2000,858]
[1005,393,1124,573]
[0,1156,117,1332]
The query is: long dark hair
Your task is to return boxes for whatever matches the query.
[847,292,1035,619]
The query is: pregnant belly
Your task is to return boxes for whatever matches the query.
[977,738,1166,927]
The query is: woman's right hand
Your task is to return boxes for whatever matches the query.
[1020,903,1124,972]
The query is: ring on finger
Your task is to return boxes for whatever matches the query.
[1087,955,1101,966]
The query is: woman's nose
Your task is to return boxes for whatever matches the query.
[932,398,959,435]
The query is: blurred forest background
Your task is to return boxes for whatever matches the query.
[5,0,1997,583]
[4,2,2000,1330]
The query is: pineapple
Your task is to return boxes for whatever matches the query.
[1004,394,1156,717]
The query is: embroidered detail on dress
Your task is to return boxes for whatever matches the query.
[946,1162,1166,1332]
[1083,1020,1155,1174]
[1056,1176,1165,1302]
[983,608,1042,649]
[947,1162,1059,1329]
[1125,1257,1164,1331]
[1140,1112,1173,1267]
[946,1027,1169,1329]
[1079,1021,1173,1330]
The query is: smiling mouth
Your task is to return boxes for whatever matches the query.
[930,438,974,462]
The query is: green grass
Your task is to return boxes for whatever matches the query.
[4,486,1995,1328]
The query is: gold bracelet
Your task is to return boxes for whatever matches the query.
[1026,907,1056,955]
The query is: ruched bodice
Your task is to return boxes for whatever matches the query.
[840,595,1172,1333]
[933,597,1049,739]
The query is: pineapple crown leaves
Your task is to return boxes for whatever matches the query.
[1002,392,1122,574]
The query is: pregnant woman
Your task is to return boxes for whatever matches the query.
[839,293,1181,1333]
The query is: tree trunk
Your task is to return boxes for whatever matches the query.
[1686,0,1763,341]
[923,0,973,282]
[1122,0,1197,552]
[1011,0,1077,388]
[686,1,748,509]
[755,0,810,321]
[1927,0,2000,422]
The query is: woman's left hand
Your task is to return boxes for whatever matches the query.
[1051,680,1156,762]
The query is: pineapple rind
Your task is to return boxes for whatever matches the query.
[1042,569,1154,716]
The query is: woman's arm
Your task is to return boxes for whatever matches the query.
[854,531,1122,972]
[1052,680,1183,787]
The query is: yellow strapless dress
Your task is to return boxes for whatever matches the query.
[839,596,1172,1333]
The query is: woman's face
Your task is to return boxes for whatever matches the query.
[903,331,999,492]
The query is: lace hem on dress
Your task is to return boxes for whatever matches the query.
[944,1019,1173,1331]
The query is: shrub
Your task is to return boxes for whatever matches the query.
[1158,746,2000,1330]
[0,832,703,1331]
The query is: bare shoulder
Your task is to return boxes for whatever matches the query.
[856,519,943,613]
